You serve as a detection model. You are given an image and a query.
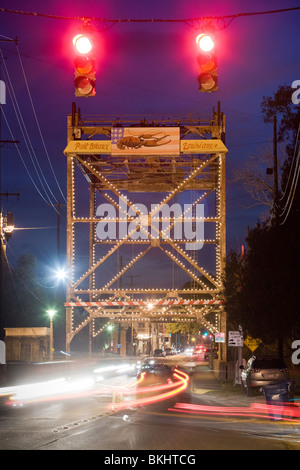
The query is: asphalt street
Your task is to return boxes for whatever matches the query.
[0,358,300,450]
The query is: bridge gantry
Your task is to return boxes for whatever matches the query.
[64,104,228,357]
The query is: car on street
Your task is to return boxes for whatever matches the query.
[184,347,195,356]
[240,356,291,396]
[164,347,177,356]
[136,358,175,379]
[153,349,163,357]
[204,347,211,360]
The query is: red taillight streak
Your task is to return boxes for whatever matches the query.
[168,408,271,420]
[123,381,178,395]
[121,371,146,390]
[108,369,189,410]
[168,402,300,421]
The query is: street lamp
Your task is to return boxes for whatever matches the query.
[2,211,15,240]
[107,324,114,352]
[52,266,69,284]
[47,309,56,361]
[55,267,67,281]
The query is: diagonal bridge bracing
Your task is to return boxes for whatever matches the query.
[64,105,228,354]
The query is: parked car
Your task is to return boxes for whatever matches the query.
[164,347,177,356]
[204,348,211,360]
[153,349,163,357]
[240,356,290,396]
[184,347,195,356]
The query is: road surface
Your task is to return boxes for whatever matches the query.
[0,356,299,451]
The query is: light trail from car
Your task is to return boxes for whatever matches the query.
[1,364,138,406]
[168,401,300,422]
[108,368,189,411]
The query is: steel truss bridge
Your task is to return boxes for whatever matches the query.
[64,104,228,356]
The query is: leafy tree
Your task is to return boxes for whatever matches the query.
[261,84,300,157]
[166,322,201,336]
[3,254,55,328]
[223,84,300,360]
[166,321,201,349]
[232,148,275,211]
[261,85,300,218]
[221,250,245,328]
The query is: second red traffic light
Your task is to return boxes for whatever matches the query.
[196,32,218,93]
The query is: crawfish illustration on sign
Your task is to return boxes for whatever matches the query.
[116,132,171,150]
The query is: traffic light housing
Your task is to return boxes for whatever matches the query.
[73,24,96,97]
[196,32,218,93]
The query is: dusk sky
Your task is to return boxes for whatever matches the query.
[0,0,299,279]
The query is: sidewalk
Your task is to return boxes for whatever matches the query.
[191,363,292,407]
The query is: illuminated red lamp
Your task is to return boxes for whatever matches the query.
[196,31,218,93]
[73,25,96,97]
[73,34,93,54]
[196,33,215,52]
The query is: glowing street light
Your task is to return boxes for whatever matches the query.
[107,324,114,351]
[2,211,15,240]
[55,267,68,281]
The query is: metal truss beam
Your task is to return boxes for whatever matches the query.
[64,106,227,354]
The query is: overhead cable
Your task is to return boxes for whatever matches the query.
[279,146,300,225]
[16,45,66,203]
[0,6,300,29]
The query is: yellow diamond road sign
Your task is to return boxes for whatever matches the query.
[244,336,262,352]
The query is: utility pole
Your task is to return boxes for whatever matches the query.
[273,115,279,223]
[0,50,20,340]
[49,201,66,259]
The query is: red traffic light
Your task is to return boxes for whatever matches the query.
[196,33,215,52]
[73,25,96,97]
[196,31,218,93]
[73,34,93,54]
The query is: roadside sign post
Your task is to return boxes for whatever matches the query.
[228,331,244,385]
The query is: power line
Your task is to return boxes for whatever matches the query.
[1,108,59,209]
[0,6,300,29]
[0,46,66,211]
[279,123,300,201]
[279,145,300,225]
[15,46,66,203]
